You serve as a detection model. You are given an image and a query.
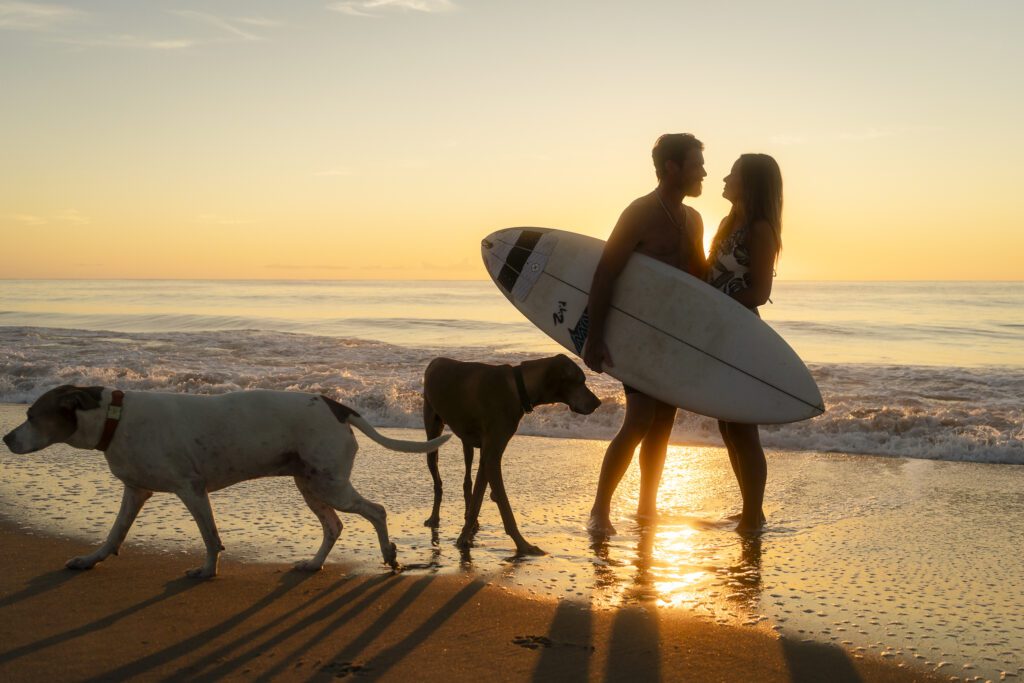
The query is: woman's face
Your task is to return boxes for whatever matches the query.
[722,160,743,204]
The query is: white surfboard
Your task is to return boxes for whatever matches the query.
[481,227,824,424]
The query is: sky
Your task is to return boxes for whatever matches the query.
[1,0,1022,280]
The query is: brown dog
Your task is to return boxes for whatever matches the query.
[422,354,600,555]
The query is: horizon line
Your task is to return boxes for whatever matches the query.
[1,277,1022,283]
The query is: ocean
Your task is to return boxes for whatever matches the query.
[1,279,1021,463]
[2,278,1023,680]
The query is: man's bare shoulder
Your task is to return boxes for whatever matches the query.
[619,193,661,227]
[624,192,659,213]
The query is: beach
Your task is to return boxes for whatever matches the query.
[2,278,1021,681]
[0,518,950,683]
[0,519,949,683]
[2,404,1021,682]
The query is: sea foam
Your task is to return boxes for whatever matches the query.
[2,327,1020,464]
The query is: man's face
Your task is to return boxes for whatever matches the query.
[681,150,706,197]
[666,150,707,197]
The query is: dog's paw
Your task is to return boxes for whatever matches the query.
[293,559,324,572]
[383,542,398,569]
[65,555,98,570]
[516,543,546,557]
[185,566,217,579]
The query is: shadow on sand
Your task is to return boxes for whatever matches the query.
[0,571,200,665]
[0,566,83,609]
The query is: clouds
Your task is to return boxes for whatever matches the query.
[10,209,90,226]
[0,1,79,30]
[168,10,272,43]
[2,2,451,51]
[327,0,456,18]
[1,2,281,50]
[770,125,944,146]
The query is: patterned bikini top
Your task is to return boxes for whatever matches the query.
[707,224,752,296]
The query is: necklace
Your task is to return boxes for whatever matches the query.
[655,189,686,231]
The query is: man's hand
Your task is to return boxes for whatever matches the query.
[583,337,614,373]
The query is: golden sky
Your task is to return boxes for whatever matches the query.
[2,1,1022,280]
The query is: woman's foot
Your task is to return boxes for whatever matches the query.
[635,506,659,527]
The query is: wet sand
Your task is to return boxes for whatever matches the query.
[2,404,1021,681]
[0,520,943,682]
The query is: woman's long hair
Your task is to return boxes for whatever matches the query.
[712,153,783,258]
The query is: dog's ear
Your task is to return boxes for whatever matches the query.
[554,354,584,378]
[57,387,103,412]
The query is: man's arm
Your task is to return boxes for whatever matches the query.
[583,206,644,372]
[730,220,778,308]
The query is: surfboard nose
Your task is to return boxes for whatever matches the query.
[481,227,556,301]
[481,228,518,253]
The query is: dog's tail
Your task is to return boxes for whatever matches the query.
[347,415,451,453]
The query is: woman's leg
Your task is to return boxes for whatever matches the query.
[588,392,656,534]
[725,421,767,532]
[636,401,677,520]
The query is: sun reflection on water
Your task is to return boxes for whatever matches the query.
[583,446,767,623]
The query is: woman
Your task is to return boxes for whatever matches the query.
[707,153,783,533]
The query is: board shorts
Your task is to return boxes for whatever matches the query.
[623,383,643,397]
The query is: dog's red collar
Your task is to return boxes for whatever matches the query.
[95,390,125,451]
[513,366,533,414]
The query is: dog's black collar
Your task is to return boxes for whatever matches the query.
[513,365,533,414]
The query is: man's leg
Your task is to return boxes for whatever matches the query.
[636,401,677,520]
[588,391,656,535]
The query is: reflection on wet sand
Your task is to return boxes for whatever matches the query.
[588,518,764,626]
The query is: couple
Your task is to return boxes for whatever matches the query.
[584,133,783,537]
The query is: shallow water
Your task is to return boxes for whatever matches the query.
[2,406,1021,681]
[3,278,1022,463]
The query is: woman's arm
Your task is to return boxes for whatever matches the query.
[730,219,778,308]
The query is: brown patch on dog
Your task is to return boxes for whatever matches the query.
[320,396,360,422]
[25,385,107,444]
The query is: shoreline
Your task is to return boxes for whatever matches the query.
[3,406,1022,680]
[0,519,940,682]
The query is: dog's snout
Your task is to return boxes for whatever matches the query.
[571,393,601,415]
[3,430,22,453]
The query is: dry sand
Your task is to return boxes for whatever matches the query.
[0,521,942,682]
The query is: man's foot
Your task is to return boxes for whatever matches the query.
[728,510,766,524]
[587,514,616,537]
[735,517,765,536]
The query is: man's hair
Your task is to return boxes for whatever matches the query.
[652,133,704,179]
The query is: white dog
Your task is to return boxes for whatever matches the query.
[2,385,449,578]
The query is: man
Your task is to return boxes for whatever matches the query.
[584,133,707,536]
